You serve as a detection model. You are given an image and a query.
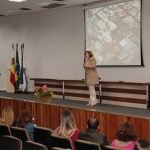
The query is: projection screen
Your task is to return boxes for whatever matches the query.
[85,0,143,66]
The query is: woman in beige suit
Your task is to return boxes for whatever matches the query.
[83,50,99,106]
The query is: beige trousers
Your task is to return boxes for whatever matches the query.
[88,85,97,104]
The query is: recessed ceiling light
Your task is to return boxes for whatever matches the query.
[8,0,27,2]
[38,2,55,6]
[8,10,22,13]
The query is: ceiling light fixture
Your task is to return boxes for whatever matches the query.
[38,2,55,6]
[8,0,27,2]
[8,9,23,13]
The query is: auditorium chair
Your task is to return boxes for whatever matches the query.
[51,148,68,150]
[75,139,101,150]
[34,126,53,148]
[23,141,48,150]
[0,123,11,136]
[10,126,30,143]
[101,145,123,150]
[50,135,72,149]
[0,135,22,150]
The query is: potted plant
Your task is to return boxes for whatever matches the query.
[35,85,53,102]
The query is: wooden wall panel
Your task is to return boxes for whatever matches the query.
[32,78,150,108]
[0,98,150,141]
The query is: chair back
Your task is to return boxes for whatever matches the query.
[50,135,72,149]
[23,141,48,150]
[0,135,22,150]
[0,123,11,136]
[10,126,30,143]
[75,139,101,150]
[34,126,52,148]
[101,145,124,150]
[51,148,69,150]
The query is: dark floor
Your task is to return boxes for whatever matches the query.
[0,91,150,119]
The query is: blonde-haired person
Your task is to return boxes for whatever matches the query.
[53,109,80,149]
[0,106,14,126]
[83,50,99,106]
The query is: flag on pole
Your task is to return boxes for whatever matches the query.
[19,43,27,92]
[15,43,20,90]
[10,44,16,89]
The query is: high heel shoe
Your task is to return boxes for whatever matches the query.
[86,102,91,105]
[90,101,97,106]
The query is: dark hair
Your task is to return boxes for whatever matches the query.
[17,110,32,127]
[86,51,94,57]
[137,139,150,149]
[116,122,137,142]
[87,118,99,130]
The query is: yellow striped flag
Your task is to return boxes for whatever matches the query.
[10,57,16,88]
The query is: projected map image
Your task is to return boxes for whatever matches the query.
[86,0,141,66]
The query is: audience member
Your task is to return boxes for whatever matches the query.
[111,122,137,150]
[17,110,36,140]
[0,106,14,126]
[53,109,80,149]
[79,118,109,146]
[136,139,150,150]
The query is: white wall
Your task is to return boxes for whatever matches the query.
[0,0,150,91]
[0,7,85,91]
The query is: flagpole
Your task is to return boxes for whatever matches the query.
[15,43,20,92]
[9,43,16,93]
[19,43,27,92]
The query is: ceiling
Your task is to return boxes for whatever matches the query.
[0,0,108,16]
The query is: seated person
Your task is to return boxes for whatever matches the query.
[111,122,137,150]
[136,139,150,150]
[53,109,80,149]
[0,106,14,126]
[16,110,36,140]
[79,118,109,146]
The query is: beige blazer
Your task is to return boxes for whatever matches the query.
[84,57,99,85]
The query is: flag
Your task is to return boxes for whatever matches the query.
[15,44,20,90]
[10,44,16,89]
[19,44,27,92]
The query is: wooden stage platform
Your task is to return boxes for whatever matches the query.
[0,91,150,141]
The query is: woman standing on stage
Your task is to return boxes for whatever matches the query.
[83,50,99,106]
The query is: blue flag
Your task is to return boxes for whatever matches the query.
[15,43,20,90]
[19,43,27,92]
